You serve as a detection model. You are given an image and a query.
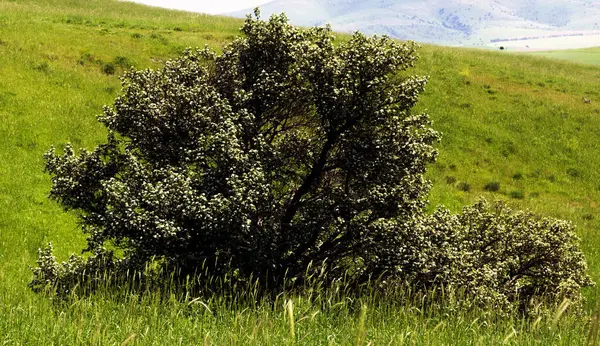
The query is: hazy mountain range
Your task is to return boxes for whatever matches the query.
[227,0,600,49]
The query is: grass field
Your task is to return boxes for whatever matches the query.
[1,0,600,344]
[529,47,600,66]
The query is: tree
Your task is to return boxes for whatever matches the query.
[32,10,439,291]
[31,11,592,310]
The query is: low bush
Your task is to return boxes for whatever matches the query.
[457,181,470,192]
[445,176,457,184]
[113,56,133,69]
[484,181,500,192]
[101,62,115,75]
[510,190,525,199]
[391,200,593,311]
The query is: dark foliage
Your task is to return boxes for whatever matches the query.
[31,11,593,310]
[391,200,593,310]
[32,11,438,291]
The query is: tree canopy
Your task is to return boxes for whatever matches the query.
[32,11,593,310]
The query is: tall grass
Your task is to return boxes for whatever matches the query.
[2,264,595,345]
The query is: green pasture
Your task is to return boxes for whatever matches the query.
[529,46,600,66]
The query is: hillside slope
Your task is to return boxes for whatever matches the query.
[2,0,599,286]
[0,0,599,342]
[228,0,600,47]
[530,46,600,65]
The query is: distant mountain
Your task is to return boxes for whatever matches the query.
[226,0,600,48]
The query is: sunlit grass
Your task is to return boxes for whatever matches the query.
[528,47,600,66]
[1,265,595,345]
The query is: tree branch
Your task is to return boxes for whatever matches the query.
[280,135,336,228]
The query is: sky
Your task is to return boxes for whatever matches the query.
[127,0,272,14]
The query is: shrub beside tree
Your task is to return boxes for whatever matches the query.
[393,200,593,310]
[31,10,593,309]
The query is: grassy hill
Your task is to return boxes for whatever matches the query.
[529,46,600,65]
[1,0,600,344]
[226,0,600,46]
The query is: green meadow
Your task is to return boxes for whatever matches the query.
[1,0,600,344]
[529,47,600,66]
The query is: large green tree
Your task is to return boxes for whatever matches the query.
[34,11,438,289]
[32,11,592,309]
